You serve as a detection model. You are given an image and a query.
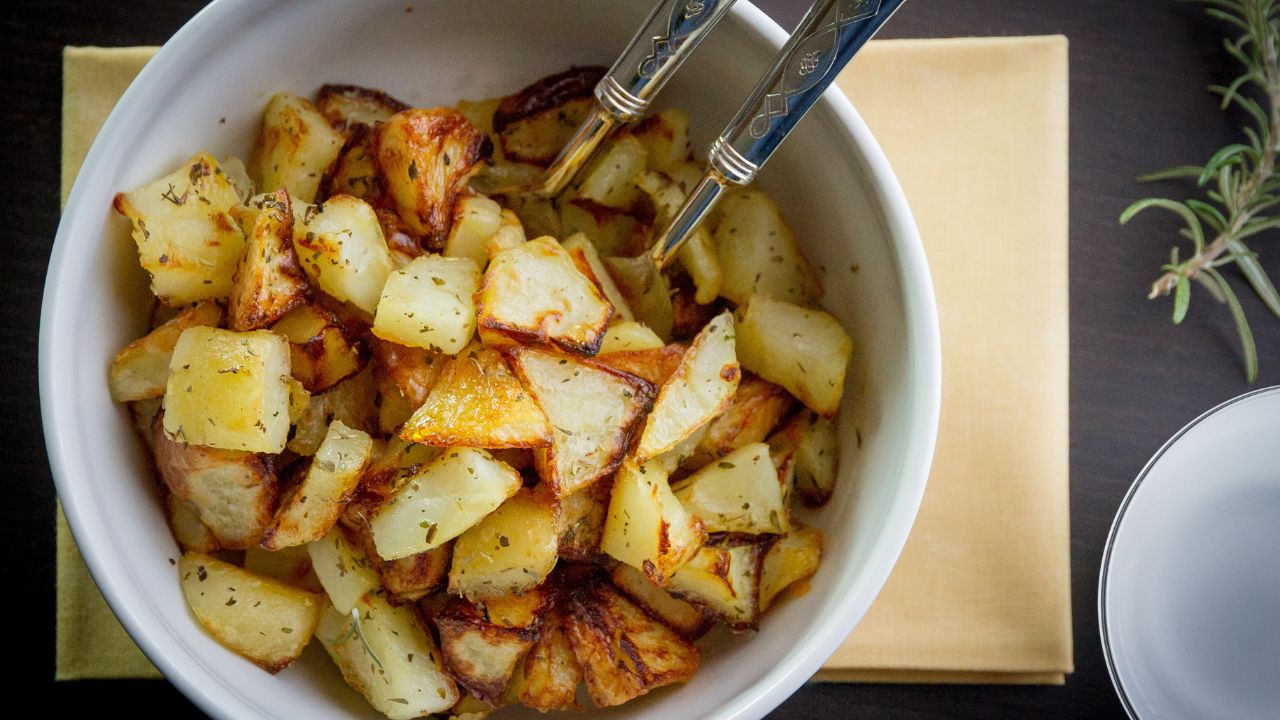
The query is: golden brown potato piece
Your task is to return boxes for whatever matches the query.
[112,152,248,305]
[603,254,675,340]
[315,83,409,133]
[293,195,396,313]
[595,342,687,386]
[435,592,545,705]
[152,412,278,549]
[476,236,614,355]
[250,93,345,204]
[448,488,559,599]
[759,524,824,612]
[109,301,223,402]
[343,517,453,603]
[166,492,221,553]
[506,346,655,497]
[178,552,321,673]
[491,66,604,166]
[400,344,551,449]
[555,478,611,562]
[634,310,740,464]
[319,125,388,206]
[369,337,448,407]
[509,609,582,711]
[688,374,795,467]
[609,563,711,640]
[228,189,312,331]
[243,545,324,594]
[372,254,480,354]
[272,304,364,393]
[317,593,459,719]
[714,189,822,306]
[672,442,788,536]
[261,421,373,550]
[735,295,852,417]
[768,409,839,507]
[600,459,706,585]
[564,575,699,707]
[378,108,488,243]
[666,540,766,630]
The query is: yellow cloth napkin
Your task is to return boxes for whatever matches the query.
[56,37,1072,684]
[819,35,1073,684]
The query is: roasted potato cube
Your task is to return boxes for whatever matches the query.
[379,544,453,603]
[598,321,666,355]
[456,96,502,145]
[272,304,364,392]
[378,108,488,243]
[735,295,852,417]
[666,541,764,629]
[227,189,311,330]
[243,544,324,594]
[714,189,822,306]
[634,108,692,173]
[491,66,602,165]
[562,232,634,322]
[609,563,711,640]
[595,342,687,386]
[559,198,642,257]
[600,460,705,585]
[506,346,655,497]
[369,337,447,407]
[564,575,699,707]
[307,525,381,613]
[635,311,740,463]
[688,374,795,466]
[287,364,380,455]
[372,254,480,354]
[672,442,788,535]
[575,135,648,209]
[318,594,459,719]
[556,479,611,562]
[112,152,247,304]
[152,415,277,549]
[435,594,543,705]
[603,255,674,341]
[178,552,321,673]
[449,488,558,599]
[320,125,386,204]
[315,83,409,132]
[633,170,721,305]
[370,448,522,560]
[293,194,395,313]
[477,236,613,354]
[483,209,526,261]
[770,409,839,506]
[509,609,582,711]
[166,493,220,553]
[249,92,344,203]
[162,326,292,453]
[760,524,824,611]
[401,343,551,448]
[109,301,222,402]
[444,194,504,267]
[262,421,373,550]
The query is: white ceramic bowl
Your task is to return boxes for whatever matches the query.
[41,1,940,718]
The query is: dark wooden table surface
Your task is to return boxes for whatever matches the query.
[8,0,1277,717]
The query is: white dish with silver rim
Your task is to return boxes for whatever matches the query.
[1100,386,1280,720]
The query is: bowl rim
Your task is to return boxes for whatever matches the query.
[41,1,941,718]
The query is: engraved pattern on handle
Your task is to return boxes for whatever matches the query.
[600,0,738,119]
[718,0,904,169]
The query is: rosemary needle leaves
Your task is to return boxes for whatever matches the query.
[1122,0,1280,382]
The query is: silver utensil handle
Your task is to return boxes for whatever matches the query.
[654,0,906,264]
[540,0,738,195]
[710,0,906,182]
[596,0,739,121]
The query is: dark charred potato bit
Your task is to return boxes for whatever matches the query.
[377,108,489,244]
[492,66,606,166]
[315,83,410,133]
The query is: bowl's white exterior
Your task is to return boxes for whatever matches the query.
[41,1,940,718]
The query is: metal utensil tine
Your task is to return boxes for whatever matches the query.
[538,0,740,197]
[652,0,908,266]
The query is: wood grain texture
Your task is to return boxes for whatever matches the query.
[11,0,1276,717]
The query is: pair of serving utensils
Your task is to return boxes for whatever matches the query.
[520,0,905,266]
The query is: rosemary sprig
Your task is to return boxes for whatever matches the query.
[327,607,384,671]
[1122,0,1280,382]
